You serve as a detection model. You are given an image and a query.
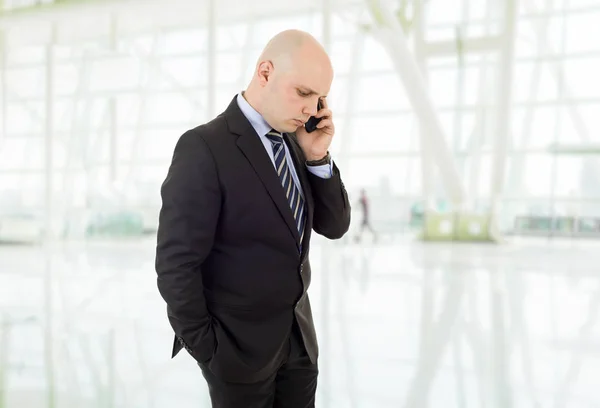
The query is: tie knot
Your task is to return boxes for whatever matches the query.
[266,129,283,144]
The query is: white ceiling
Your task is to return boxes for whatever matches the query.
[1,0,365,46]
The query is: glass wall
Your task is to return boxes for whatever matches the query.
[1,0,600,238]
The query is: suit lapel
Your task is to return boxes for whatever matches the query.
[225,97,301,249]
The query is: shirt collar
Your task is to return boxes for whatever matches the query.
[236,92,273,137]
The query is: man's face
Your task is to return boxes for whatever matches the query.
[262,57,333,133]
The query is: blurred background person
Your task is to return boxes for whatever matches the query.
[355,188,377,243]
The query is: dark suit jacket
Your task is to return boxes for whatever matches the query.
[155,95,351,384]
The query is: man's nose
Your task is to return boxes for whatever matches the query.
[305,99,319,116]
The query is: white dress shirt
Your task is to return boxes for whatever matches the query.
[235,93,333,199]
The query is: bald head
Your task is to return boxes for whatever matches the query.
[243,29,334,133]
[257,29,331,74]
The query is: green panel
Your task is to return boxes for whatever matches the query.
[421,213,456,241]
[421,212,495,242]
[455,214,492,241]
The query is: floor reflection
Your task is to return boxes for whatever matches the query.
[1,236,600,407]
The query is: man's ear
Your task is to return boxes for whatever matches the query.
[257,61,273,86]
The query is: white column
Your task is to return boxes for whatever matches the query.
[207,0,217,118]
[468,0,496,206]
[109,98,117,183]
[44,25,56,240]
[549,0,567,231]
[413,0,436,211]
[489,0,518,215]
[109,14,117,183]
[43,24,57,408]
[322,0,332,53]
[0,29,6,146]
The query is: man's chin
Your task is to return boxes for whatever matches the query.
[282,124,301,133]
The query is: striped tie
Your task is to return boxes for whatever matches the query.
[265,130,306,245]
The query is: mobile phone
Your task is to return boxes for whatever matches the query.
[305,99,322,133]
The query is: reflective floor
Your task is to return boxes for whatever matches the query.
[1,235,600,407]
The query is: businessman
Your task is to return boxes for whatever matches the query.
[155,29,351,408]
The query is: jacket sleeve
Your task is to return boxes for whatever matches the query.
[155,130,220,363]
[307,161,351,239]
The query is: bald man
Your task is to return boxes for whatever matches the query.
[155,30,351,407]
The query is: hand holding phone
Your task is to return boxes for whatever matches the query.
[296,97,335,161]
[304,99,322,133]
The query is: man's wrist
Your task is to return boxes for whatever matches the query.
[306,152,331,166]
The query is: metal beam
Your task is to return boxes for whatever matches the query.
[0,28,5,147]
[489,0,518,225]
[43,26,58,408]
[505,0,552,199]
[322,0,332,53]
[507,0,600,206]
[465,0,497,206]
[366,0,467,207]
[413,0,435,211]
[548,0,568,234]
[109,13,117,183]
[424,35,503,57]
[44,25,56,241]
[521,0,600,168]
[454,26,467,201]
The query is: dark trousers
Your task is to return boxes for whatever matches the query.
[198,321,318,408]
